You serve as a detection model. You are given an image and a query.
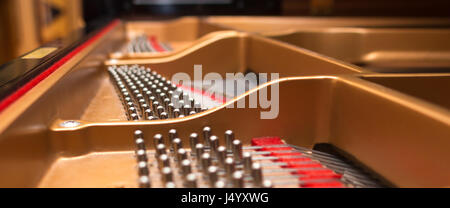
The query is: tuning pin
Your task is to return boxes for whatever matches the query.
[134,129,144,140]
[173,109,181,118]
[217,146,227,169]
[161,167,173,184]
[144,109,153,119]
[208,166,219,187]
[189,98,195,107]
[215,180,226,188]
[131,113,139,121]
[153,134,164,148]
[183,105,191,115]
[163,182,175,188]
[194,102,201,113]
[156,143,166,158]
[135,138,146,151]
[168,103,175,117]
[232,140,243,163]
[136,149,148,162]
[209,135,219,158]
[201,153,212,174]
[225,158,235,181]
[195,143,205,162]
[177,148,188,165]
[263,180,273,188]
[185,173,197,188]
[172,138,183,153]
[157,106,165,117]
[160,112,168,119]
[181,159,192,177]
[138,161,149,176]
[243,152,253,174]
[138,176,151,188]
[168,129,178,150]
[158,154,170,169]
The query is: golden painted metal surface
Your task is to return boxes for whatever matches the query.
[116,17,450,73]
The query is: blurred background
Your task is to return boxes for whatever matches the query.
[1,0,450,66]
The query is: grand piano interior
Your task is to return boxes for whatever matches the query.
[0,0,449,188]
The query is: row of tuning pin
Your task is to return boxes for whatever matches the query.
[108,65,207,121]
[133,127,273,188]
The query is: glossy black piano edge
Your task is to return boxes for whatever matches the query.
[0,18,117,103]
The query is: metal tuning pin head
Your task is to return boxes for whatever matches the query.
[208,166,219,187]
[161,167,173,184]
[138,176,151,188]
[215,180,226,188]
[225,158,235,181]
[194,102,201,113]
[156,143,166,158]
[189,133,199,155]
[209,135,219,158]
[157,106,165,117]
[189,98,195,107]
[153,134,164,149]
[181,159,192,177]
[165,182,176,188]
[251,163,263,188]
[158,154,170,169]
[136,149,148,162]
[202,126,212,148]
[243,152,253,174]
[144,109,153,119]
[177,148,188,165]
[138,161,149,176]
[172,138,182,153]
[131,113,139,121]
[224,130,234,152]
[183,105,191,115]
[134,130,144,140]
[168,129,178,148]
[217,146,227,169]
[232,171,244,188]
[160,112,168,119]
[201,153,211,174]
[135,138,146,151]
[173,108,181,118]
[185,173,197,188]
[195,143,204,162]
[263,180,273,188]
[168,103,174,117]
